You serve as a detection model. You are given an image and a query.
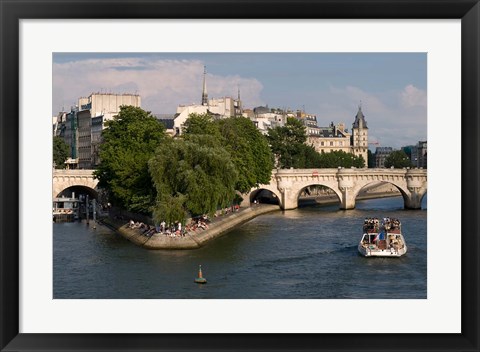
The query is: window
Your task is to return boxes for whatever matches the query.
[321,142,324,146]
[330,141,334,146]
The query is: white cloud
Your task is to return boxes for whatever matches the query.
[53,58,264,115]
[400,84,427,108]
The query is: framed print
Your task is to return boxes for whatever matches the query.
[1,0,479,351]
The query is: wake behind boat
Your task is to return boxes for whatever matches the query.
[358,217,407,257]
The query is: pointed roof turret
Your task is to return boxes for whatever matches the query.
[201,66,208,106]
[352,103,368,129]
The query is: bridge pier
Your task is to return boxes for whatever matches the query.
[340,188,356,210]
[280,188,298,210]
[405,169,428,209]
[405,188,427,209]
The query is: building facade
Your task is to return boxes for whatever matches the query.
[307,122,352,154]
[415,141,427,168]
[374,147,393,168]
[306,106,368,166]
[248,106,286,134]
[55,93,141,169]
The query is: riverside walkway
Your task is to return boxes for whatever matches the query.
[102,204,279,250]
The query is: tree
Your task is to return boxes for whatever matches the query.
[290,143,322,168]
[367,149,375,168]
[182,112,221,138]
[53,136,70,169]
[149,135,238,224]
[217,117,274,193]
[183,113,274,193]
[317,150,365,168]
[93,106,166,213]
[267,117,308,168]
[384,150,413,168]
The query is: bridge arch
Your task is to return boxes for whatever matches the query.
[248,187,282,207]
[52,169,99,200]
[55,185,98,200]
[296,184,341,207]
[352,180,407,208]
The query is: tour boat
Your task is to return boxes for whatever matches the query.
[358,217,407,257]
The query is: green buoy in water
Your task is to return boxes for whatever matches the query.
[194,265,207,284]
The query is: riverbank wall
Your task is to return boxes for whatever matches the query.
[101,204,279,250]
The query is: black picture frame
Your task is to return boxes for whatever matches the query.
[1,0,479,351]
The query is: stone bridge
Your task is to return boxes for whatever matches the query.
[248,168,427,210]
[52,169,98,199]
[52,168,427,211]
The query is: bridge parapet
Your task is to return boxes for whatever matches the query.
[53,169,96,176]
[249,168,427,210]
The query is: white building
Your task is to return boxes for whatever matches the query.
[78,93,141,123]
[171,67,242,135]
[56,93,141,169]
[248,106,286,134]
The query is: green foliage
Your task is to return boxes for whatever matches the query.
[267,117,308,168]
[53,136,70,169]
[290,144,323,169]
[152,194,188,227]
[183,113,274,193]
[384,150,413,168]
[182,113,221,138]
[93,106,166,213]
[217,117,274,192]
[149,136,238,223]
[367,149,375,168]
[316,150,365,168]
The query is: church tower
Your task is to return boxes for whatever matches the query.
[201,66,208,106]
[351,103,369,167]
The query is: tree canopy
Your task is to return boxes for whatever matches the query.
[94,106,166,213]
[217,117,274,192]
[384,150,413,168]
[267,117,308,168]
[149,135,238,224]
[182,112,222,139]
[53,136,70,169]
[317,150,365,168]
[183,113,274,193]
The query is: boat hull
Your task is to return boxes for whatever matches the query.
[358,244,407,257]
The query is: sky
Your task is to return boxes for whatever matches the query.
[53,52,427,149]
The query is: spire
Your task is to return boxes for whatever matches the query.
[352,102,368,129]
[201,66,208,106]
[237,85,241,101]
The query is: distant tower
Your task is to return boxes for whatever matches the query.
[234,85,242,116]
[351,102,369,166]
[201,66,208,106]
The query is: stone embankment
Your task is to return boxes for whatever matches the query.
[101,204,279,250]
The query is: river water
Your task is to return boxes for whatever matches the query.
[53,196,427,299]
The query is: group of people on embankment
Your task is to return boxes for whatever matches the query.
[127,204,245,239]
[110,202,279,250]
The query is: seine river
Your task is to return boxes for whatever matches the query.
[53,196,427,299]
